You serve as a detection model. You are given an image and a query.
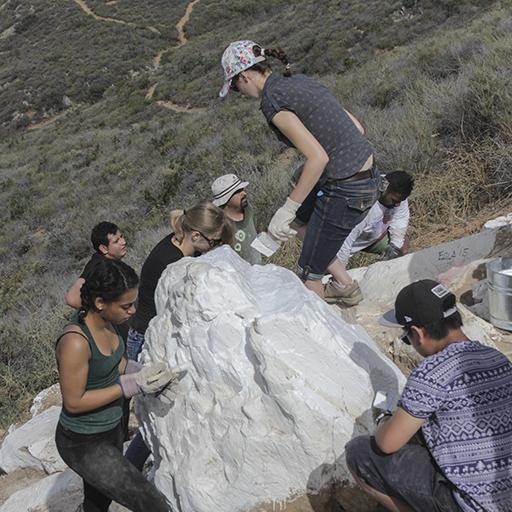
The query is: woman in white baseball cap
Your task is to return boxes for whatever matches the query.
[219,40,380,304]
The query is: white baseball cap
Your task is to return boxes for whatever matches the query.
[219,40,266,99]
[211,174,249,206]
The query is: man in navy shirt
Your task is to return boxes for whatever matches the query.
[346,279,512,511]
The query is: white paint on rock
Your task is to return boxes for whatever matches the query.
[483,213,512,230]
[137,246,405,512]
[0,406,64,474]
[30,383,61,417]
[349,228,501,311]
[0,470,81,512]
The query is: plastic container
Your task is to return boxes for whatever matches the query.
[487,257,512,331]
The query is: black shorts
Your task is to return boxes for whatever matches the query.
[345,435,462,512]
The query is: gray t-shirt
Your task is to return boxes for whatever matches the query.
[260,73,373,181]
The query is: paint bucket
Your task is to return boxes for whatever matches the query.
[487,257,512,331]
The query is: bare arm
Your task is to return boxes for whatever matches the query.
[388,200,410,249]
[56,331,123,414]
[375,407,424,454]
[344,109,365,134]
[65,277,85,309]
[271,111,329,204]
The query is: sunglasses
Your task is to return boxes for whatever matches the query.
[400,329,412,345]
[198,231,222,248]
[230,74,240,92]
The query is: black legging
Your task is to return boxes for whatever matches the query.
[55,422,170,512]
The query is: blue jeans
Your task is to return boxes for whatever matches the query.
[126,328,145,361]
[297,172,379,280]
[124,327,152,471]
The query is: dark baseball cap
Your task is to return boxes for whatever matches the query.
[380,279,457,330]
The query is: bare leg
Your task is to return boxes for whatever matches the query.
[327,257,354,287]
[305,279,325,298]
[350,472,413,512]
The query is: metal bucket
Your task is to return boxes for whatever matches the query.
[487,257,512,331]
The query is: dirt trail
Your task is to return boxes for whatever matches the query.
[145,0,203,113]
[27,111,67,130]
[176,0,200,46]
[156,100,205,114]
[73,0,160,34]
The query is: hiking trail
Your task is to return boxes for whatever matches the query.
[145,0,204,114]
[73,0,160,34]
[27,111,68,131]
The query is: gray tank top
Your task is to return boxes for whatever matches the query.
[260,73,373,181]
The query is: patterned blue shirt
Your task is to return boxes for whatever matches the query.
[399,341,512,512]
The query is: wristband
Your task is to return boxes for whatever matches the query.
[375,410,393,426]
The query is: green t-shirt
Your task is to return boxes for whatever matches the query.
[233,205,262,265]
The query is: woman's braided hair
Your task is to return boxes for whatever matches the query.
[78,258,139,322]
[251,45,291,77]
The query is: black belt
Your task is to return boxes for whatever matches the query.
[329,168,373,184]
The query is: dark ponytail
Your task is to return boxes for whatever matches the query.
[78,259,139,322]
[251,44,292,77]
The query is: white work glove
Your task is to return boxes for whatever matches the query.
[119,362,179,398]
[268,197,301,242]
[154,369,188,404]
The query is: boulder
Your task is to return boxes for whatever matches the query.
[0,469,81,512]
[30,384,62,417]
[0,406,64,474]
[136,246,405,512]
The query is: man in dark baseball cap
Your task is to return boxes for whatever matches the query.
[380,279,458,346]
[345,279,512,511]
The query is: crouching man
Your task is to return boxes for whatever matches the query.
[345,279,512,511]
[335,171,414,265]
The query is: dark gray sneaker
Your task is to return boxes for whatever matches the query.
[324,279,363,306]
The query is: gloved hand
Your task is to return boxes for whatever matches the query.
[124,359,143,374]
[268,197,301,242]
[156,369,188,404]
[119,362,178,398]
[381,243,400,261]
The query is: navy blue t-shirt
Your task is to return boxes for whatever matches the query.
[260,73,373,181]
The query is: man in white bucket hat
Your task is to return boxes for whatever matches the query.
[211,173,261,264]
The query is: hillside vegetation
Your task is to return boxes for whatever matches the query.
[1,0,511,427]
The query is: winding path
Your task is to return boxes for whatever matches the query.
[73,0,160,34]
[145,0,204,114]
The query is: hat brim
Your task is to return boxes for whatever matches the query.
[212,181,249,206]
[379,309,403,328]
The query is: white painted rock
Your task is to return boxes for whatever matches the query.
[137,246,405,512]
[483,213,512,230]
[0,469,82,512]
[30,383,61,417]
[0,406,65,474]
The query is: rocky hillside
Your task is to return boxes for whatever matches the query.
[1,0,511,426]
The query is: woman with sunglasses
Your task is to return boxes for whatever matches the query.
[219,40,380,304]
[126,200,233,363]
[124,200,233,470]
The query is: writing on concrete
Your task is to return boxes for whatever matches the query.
[437,247,470,262]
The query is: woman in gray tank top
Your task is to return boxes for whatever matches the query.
[219,40,380,305]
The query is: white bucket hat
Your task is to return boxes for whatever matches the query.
[219,40,266,99]
[211,174,249,206]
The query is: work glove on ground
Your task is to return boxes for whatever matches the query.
[268,197,300,242]
[381,243,400,261]
[119,362,178,399]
